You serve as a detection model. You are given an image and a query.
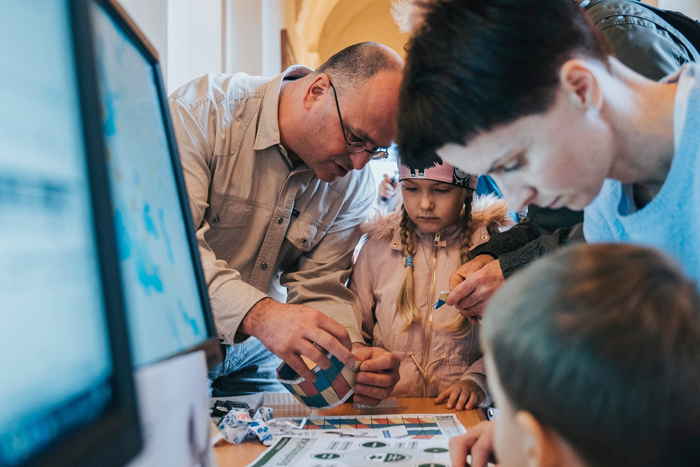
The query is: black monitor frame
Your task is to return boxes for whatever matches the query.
[85,0,222,369]
[19,1,142,466]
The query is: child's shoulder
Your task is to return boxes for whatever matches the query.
[361,209,403,242]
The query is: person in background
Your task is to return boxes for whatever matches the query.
[450,244,700,466]
[169,42,402,403]
[350,158,511,409]
[378,173,399,206]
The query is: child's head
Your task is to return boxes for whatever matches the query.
[398,158,476,234]
[481,244,700,467]
[396,157,476,333]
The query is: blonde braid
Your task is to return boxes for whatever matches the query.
[396,205,420,332]
[443,188,476,336]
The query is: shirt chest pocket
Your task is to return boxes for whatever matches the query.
[202,193,254,257]
[285,216,328,252]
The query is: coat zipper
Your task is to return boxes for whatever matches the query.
[421,232,440,397]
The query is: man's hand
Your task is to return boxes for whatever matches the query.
[449,420,497,467]
[352,344,401,406]
[240,298,355,383]
[434,379,485,411]
[448,255,495,291]
[447,255,505,325]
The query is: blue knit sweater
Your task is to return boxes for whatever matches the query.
[584,65,700,286]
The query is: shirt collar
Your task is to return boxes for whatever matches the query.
[254,65,313,152]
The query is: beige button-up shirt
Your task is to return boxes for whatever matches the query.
[168,66,375,345]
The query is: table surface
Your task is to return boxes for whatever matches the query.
[213,397,484,467]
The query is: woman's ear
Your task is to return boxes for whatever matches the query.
[559,59,603,114]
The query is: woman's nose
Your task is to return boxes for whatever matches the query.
[508,186,536,212]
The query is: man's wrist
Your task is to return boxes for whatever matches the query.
[240,297,274,336]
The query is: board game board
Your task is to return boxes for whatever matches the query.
[246,436,452,467]
[277,414,466,440]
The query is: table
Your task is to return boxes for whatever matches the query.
[213,398,484,466]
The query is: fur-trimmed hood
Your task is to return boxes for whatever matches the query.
[362,193,513,242]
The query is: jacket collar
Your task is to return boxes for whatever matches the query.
[253,65,313,152]
[389,222,462,251]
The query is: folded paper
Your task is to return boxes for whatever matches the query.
[277,353,361,409]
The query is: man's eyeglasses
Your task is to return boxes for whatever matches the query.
[329,81,389,160]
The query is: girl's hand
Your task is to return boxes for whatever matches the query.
[434,379,485,411]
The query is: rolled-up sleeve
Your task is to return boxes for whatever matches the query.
[169,96,268,345]
[281,176,376,344]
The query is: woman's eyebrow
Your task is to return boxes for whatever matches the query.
[487,149,520,174]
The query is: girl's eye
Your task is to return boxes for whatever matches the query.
[404,186,418,192]
[435,189,450,194]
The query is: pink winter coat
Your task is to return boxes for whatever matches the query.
[350,195,512,400]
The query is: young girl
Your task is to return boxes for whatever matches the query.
[350,158,511,409]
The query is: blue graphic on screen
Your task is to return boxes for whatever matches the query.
[92,4,208,368]
[0,2,112,465]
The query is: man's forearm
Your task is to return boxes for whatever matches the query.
[499,223,585,278]
[470,219,539,259]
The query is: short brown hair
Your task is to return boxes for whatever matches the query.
[397,0,611,169]
[482,244,700,467]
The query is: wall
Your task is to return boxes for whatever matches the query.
[224,0,285,77]
[113,0,225,93]
[102,0,700,93]
[167,0,224,92]
[262,0,285,76]
[287,0,408,69]
[117,0,169,80]
[659,0,700,20]
[317,0,409,64]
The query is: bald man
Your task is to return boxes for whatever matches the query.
[169,42,403,404]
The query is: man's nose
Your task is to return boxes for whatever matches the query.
[348,152,372,170]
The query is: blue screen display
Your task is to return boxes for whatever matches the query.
[0,2,113,465]
[92,4,210,368]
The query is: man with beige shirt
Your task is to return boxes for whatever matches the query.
[168,42,402,405]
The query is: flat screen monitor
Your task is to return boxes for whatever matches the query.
[0,1,140,466]
[88,0,221,369]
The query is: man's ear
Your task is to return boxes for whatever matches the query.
[559,59,603,113]
[303,73,330,110]
[514,411,560,467]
